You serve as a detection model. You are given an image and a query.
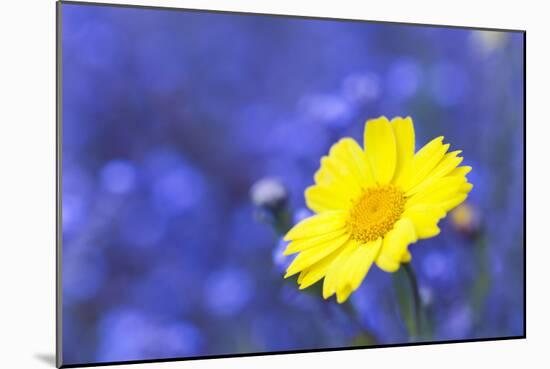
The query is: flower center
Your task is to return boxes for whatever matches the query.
[347,185,406,243]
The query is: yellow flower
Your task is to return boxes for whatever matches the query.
[283,116,472,303]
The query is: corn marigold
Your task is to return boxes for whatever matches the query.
[284,116,472,303]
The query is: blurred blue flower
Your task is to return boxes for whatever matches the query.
[63,245,107,303]
[70,19,128,71]
[134,31,189,93]
[118,201,167,248]
[62,166,94,235]
[386,58,421,101]
[250,313,294,351]
[342,72,381,103]
[438,304,472,339]
[267,120,330,158]
[299,93,353,128]
[144,148,206,216]
[62,193,88,235]
[127,267,191,319]
[419,285,434,308]
[97,308,205,361]
[232,103,281,156]
[228,204,273,251]
[152,165,204,216]
[430,61,469,107]
[421,250,449,280]
[204,268,254,318]
[100,159,137,194]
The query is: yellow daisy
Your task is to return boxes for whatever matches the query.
[283,116,472,303]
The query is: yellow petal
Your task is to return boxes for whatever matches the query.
[284,228,348,255]
[298,250,341,290]
[336,285,353,303]
[401,250,412,263]
[402,204,446,239]
[405,150,464,196]
[307,134,397,212]
[376,219,417,272]
[364,116,397,184]
[450,165,472,178]
[330,238,382,303]
[323,238,382,303]
[330,138,375,188]
[430,151,463,178]
[346,238,382,291]
[438,193,469,212]
[397,136,449,192]
[314,157,347,187]
[322,240,357,299]
[285,233,349,277]
[314,139,366,198]
[314,166,356,203]
[284,211,346,241]
[461,182,474,193]
[375,252,399,273]
[391,116,415,182]
[405,176,468,210]
[305,185,352,213]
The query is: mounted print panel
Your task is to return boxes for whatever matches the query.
[57,1,525,367]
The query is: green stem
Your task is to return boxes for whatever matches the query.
[403,263,422,339]
[273,207,292,234]
[469,232,490,330]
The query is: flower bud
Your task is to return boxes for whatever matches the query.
[250,177,288,212]
[450,203,482,238]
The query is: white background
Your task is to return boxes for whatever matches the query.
[0,0,547,368]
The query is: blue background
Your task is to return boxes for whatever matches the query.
[61,3,524,365]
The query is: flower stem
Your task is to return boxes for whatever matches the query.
[403,263,422,339]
